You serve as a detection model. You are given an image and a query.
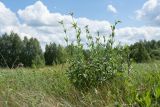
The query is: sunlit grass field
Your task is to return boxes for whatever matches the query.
[0,61,160,107]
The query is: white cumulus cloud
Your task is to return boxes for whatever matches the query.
[0,2,19,26]
[0,1,160,50]
[116,26,160,45]
[18,1,72,26]
[107,4,117,13]
[136,0,160,25]
[0,2,20,35]
[16,1,113,48]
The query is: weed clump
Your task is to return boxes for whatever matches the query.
[60,14,129,91]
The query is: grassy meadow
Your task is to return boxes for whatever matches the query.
[0,61,160,107]
[1,0,160,106]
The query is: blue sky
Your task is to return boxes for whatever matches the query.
[0,0,160,49]
[1,0,146,27]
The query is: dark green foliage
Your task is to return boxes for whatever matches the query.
[150,49,160,60]
[57,44,66,64]
[130,41,151,63]
[83,49,90,61]
[0,32,44,68]
[65,43,74,59]
[44,43,57,65]
[0,32,23,68]
[129,40,160,63]
[21,37,44,67]
[44,43,65,65]
[32,55,45,68]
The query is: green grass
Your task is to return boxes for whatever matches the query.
[0,62,160,107]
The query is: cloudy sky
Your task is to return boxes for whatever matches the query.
[0,0,160,49]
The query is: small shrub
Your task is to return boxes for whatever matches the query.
[60,14,129,91]
[32,55,45,68]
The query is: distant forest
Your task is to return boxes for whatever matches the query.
[0,32,160,68]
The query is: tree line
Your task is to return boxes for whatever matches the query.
[129,40,160,63]
[0,32,160,68]
[0,32,66,68]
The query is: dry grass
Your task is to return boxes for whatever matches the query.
[0,62,160,106]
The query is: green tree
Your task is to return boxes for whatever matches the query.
[65,43,74,60]
[150,49,160,60]
[0,32,23,68]
[57,44,66,64]
[21,37,44,67]
[44,43,65,65]
[130,41,151,63]
[44,43,57,65]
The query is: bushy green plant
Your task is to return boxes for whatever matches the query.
[32,55,45,68]
[60,15,129,91]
